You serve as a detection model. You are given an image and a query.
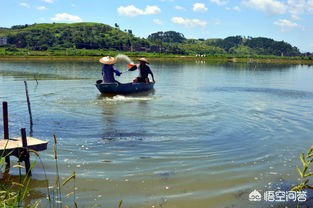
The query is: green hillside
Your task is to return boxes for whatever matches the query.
[0,22,303,57]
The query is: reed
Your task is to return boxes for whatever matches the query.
[288,145,313,207]
[1,134,125,208]
[291,145,313,191]
[0,158,39,207]
[0,134,78,208]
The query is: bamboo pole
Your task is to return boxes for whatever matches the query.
[24,81,33,133]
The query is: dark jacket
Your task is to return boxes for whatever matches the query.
[129,64,154,81]
[102,64,120,83]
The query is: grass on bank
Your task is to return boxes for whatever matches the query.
[0,47,313,65]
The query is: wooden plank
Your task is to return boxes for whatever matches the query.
[0,137,48,154]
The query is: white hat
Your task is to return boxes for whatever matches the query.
[99,56,116,64]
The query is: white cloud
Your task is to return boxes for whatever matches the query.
[117,5,161,17]
[51,13,82,22]
[19,2,31,8]
[287,0,313,19]
[117,5,142,16]
[171,17,207,27]
[145,5,161,14]
[227,5,241,11]
[210,0,228,6]
[37,6,47,10]
[175,5,186,11]
[153,19,164,25]
[243,0,313,20]
[233,6,241,11]
[193,3,208,12]
[243,0,287,15]
[274,19,298,28]
[244,0,313,19]
[308,0,313,12]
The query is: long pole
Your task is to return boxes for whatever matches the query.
[24,81,33,133]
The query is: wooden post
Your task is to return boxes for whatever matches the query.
[2,101,9,140]
[20,128,31,176]
[2,101,10,165]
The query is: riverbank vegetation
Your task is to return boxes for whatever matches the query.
[0,135,78,208]
[0,22,312,64]
[292,145,313,192]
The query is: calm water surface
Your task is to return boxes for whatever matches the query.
[1,60,313,207]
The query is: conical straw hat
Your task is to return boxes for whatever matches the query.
[138,58,149,64]
[99,56,117,64]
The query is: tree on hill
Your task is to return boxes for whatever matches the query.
[0,22,302,56]
[148,31,186,43]
[245,37,300,56]
[210,36,243,52]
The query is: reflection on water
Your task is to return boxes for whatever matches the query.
[1,61,313,207]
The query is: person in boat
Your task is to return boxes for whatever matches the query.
[128,58,155,83]
[99,56,122,83]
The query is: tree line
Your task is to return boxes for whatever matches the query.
[0,22,303,56]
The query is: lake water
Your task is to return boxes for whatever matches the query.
[1,59,313,207]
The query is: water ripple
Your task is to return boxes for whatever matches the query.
[208,86,313,99]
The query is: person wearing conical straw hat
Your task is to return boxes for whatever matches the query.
[98,56,122,83]
[128,58,155,83]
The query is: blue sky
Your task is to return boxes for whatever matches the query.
[1,0,313,52]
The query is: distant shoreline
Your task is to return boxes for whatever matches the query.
[0,55,312,65]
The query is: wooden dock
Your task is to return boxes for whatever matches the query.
[0,137,48,155]
[1,101,48,176]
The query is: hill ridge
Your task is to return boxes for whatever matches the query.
[0,22,303,56]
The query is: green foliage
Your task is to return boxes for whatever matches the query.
[4,22,144,52]
[229,45,256,55]
[148,31,186,43]
[0,22,305,57]
[0,161,39,207]
[210,36,243,52]
[0,135,77,208]
[245,37,301,56]
[291,145,313,191]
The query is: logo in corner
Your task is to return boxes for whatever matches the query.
[249,190,262,201]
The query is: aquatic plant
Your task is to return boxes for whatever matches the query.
[0,157,39,207]
[291,145,313,191]
[45,134,78,208]
[0,135,77,208]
